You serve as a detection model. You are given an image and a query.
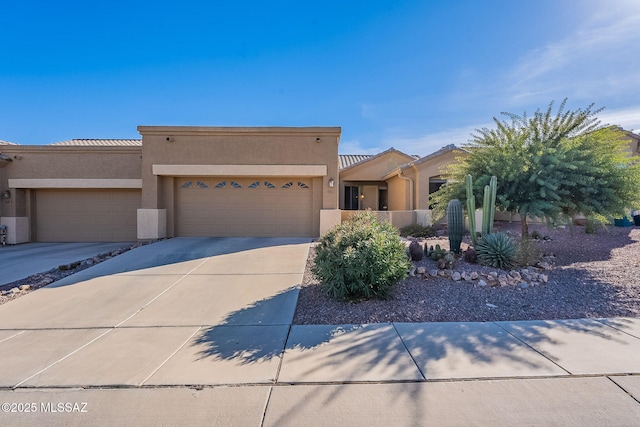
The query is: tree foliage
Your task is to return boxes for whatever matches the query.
[431,99,640,236]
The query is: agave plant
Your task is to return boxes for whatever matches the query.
[476,232,517,269]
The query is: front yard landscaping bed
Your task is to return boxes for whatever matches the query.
[293,222,640,324]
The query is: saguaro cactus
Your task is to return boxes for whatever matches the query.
[482,176,497,236]
[465,175,477,246]
[447,199,463,254]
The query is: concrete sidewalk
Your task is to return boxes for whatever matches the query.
[1,318,639,426]
[0,238,639,425]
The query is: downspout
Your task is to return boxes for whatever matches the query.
[397,164,414,211]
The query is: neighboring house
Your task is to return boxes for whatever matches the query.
[338,145,459,228]
[623,129,640,156]
[0,127,637,243]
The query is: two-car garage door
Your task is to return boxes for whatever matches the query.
[176,177,314,237]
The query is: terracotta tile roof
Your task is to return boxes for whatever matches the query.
[339,154,372,169]
[49,139,142,146]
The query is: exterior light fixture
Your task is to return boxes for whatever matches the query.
[1,190,10,199]
[328,178,335,188]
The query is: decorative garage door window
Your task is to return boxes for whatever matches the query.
[212,181,241,188]
[181,181,209,189]
[182,178,310,190]
[282,181,310,189]
[248,181,277,189]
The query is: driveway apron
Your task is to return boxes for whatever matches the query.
[0,237,311,388]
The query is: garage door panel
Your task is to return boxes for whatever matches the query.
[176,176,314,237]
[36,189,141,242]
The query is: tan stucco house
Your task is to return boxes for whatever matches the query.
[0,127,341,243]
[1,126,638,244]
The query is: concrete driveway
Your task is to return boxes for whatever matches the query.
[0,237,310,424]
[0,242,134,286]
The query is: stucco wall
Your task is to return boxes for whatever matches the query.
[386,175,409,210]
[0,146,142,217]
[138,126,340,237]
[139,126,339,207]
[413,150,459,210]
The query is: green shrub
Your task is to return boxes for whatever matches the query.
[585,219,599,234]
[476,232,518,270]
[312,211,410,301]
[514,238,542,267]
[398,223,437,238]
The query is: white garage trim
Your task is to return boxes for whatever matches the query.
[152,164,327,177]
[9,178,142,189]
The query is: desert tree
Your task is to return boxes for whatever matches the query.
[431,99,640,237]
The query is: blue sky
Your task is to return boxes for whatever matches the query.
[2,0,639,155]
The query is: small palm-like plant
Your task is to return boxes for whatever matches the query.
[476,232,517,269]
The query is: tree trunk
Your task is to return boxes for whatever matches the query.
[521,215,529,239]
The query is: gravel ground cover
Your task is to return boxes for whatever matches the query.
[293,222,640,324]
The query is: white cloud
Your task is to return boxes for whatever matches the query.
[506,10,640,105]
[599,105,640,132]
[382,123,492,156]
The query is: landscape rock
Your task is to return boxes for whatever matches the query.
[477,279,487,287]
[518,282,530,289]
[417,266,426,275]
[538,262,552,271]
[470,271,479,280]
[452,272,461,281]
